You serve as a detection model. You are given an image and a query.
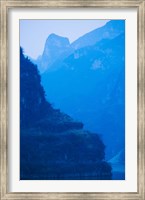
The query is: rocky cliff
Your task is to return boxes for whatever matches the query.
[20,48,112,180]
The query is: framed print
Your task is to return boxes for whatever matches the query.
[0,0,145,200]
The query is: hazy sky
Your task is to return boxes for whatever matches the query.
[20,19,109,59]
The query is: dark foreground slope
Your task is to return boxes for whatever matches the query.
[20,48,112,180]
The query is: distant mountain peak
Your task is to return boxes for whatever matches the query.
[35,34,71,73]
[45,33,70,48]
[34,20,125,74]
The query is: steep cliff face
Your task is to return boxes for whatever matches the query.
[20,47,83,131]
[34,20,125,74]
[41,33,125,160]
[20,48,112,180]
[35,34,71,73]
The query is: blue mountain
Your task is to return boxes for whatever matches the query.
[35,33,71,73]
[32,20,125,164]
[71,20,125,49]
[20,48,112,180]
[41,31,125,161]
[35,20,125,73]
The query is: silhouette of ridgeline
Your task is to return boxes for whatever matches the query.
[20,48,112,180]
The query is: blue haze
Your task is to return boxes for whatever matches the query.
[20,20,125,179]
[20,19,109,59]
[40,20,125,179]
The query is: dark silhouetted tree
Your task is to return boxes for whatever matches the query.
[20,47,52,128]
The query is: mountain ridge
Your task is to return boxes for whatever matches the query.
[41,28,125,161]
[20,47,112,180]
[71,20,125,50]
[36,33,71,73]
[34,20,125,73]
